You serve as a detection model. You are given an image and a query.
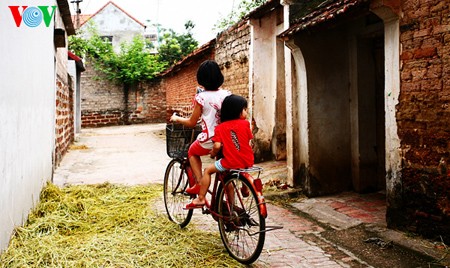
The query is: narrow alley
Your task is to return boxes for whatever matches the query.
[52,124,447,268]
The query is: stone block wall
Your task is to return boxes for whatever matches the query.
[398,0,450,241]
[54,74,74,166]
[164,21,251,120]
[215,20,251,99]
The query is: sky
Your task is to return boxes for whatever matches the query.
[71,0,243,44]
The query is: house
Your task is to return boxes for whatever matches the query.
[0,0,78,252]
[248,0,449,241]
[163,0,449,242]
[77,1,158,53]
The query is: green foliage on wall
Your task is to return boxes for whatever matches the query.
[68,22,198,85]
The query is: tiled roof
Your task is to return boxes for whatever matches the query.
[279,0,369,38]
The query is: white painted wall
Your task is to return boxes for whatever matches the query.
[0,0,56,252]
[80,3,145,53]
[249,12,278,156]
[68,60,81,133]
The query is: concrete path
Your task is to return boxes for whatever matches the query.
[53,123,170,186]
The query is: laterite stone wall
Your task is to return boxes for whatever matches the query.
[215,20,251,99]
[398,0,450,241]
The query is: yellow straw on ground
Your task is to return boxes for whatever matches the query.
[0,182,243,268]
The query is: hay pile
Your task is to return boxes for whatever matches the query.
[0,183,242,267]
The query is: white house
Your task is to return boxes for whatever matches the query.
[78,1,157,53]
[0,0,75,252]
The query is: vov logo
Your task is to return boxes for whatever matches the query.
[8,6,57,27]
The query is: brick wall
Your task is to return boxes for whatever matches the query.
[80,23,252,129]
[81,62,125,127]
[132,80,167,123]
[164,65,199,118]
[54,74,74,166]
[398,0,450,241]
[164,21,251,118]
[80,60,166,127]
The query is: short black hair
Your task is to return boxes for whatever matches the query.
[196,60,224,91]
[220,94,248,122]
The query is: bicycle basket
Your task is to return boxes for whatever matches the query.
[166,123,201,158]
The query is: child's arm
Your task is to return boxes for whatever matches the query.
[170,103,202,128]
[209,141,222,158]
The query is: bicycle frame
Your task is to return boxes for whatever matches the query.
[234,169,267,218]
[194,167,268,220]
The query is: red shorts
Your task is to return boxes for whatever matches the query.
[188,140,211,158]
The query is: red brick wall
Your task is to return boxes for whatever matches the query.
[165,53,214,120]
[55,75,74,166]
[398,0,450,241]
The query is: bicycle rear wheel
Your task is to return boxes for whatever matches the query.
[163,158,193,228]
[217,175,265,264]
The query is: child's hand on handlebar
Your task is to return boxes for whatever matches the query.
[170,113,178,123]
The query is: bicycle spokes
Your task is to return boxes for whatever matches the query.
[217,176,265,264]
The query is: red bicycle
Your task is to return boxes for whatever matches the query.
[163,124,279,264]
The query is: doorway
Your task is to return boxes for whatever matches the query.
[291,13,387,196]
[352,14,386,193]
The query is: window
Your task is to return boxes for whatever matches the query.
[145,34,157,42]
[144,34,158,53]
[100,36,113,45]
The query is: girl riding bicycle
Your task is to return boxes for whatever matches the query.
[186,94,253,209]
[170,60,231,193]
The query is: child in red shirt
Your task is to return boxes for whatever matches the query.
[186,94,254,209]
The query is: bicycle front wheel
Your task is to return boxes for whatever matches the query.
[217,175,266,264]
[163,159,193,228]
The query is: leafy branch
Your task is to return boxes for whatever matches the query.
[214,0,267,32]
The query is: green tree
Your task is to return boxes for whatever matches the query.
[69,27,165,84]
[157,20,198,65]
